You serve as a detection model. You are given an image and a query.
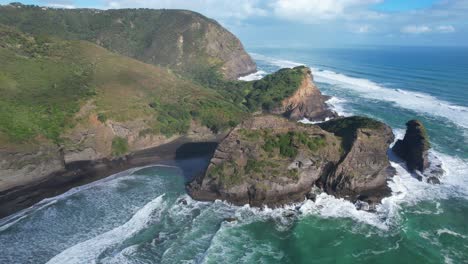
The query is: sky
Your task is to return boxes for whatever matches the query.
[1,0,467,47]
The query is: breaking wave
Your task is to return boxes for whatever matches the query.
[249,53,468,130]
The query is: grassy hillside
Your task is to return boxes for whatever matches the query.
[0,3,255,80]
[0,25,245,144]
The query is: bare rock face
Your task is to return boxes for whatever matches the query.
[0,143,65,193]
[319,117,395,203]
[271,68,337,121]
[203,22,257,79]
[392,120,430,172]
[188,115,395,206]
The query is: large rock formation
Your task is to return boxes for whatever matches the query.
[188,115,395,206]
[392,120,430,172]
[318,117,395,202]
[271,67,337,121]
[0,5,256,79]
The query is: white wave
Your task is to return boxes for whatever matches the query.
[298,117,332,124]
[250,52,468,130]
[198,128,468,232]
[436,228,467,239]
[299,193,391,230]
[250,53,304,69]
[201,222,284,263]
[311,68,468,129]
[0,164,178,231]
[326,96,353,117]
[46,194,167,264]
[238,70,266,81]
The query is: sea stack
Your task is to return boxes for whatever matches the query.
[392,120,431,172]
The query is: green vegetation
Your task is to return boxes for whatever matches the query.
[407,120,431,150]
[244,67,306,111]
[0,25,94,143]
[263,131,326,158]
[208,161,243,188]
[287,168,299,180]
[239,129,262,140]
[0,4,235,79]
[0,25,246,143]
[245,159,269,174]
[195,66,307,113]
[150,100,191,136]
[0,8,309,146]
[319,116,384,151]
[111,136,128,156]
[97,113,107,123]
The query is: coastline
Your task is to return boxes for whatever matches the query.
[0,137,220,218]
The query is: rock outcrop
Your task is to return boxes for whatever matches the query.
[0,143,65,194]
[271,68,337,121]
[318,117,395,203]
[392,120,430,172]
[188,115,395,206]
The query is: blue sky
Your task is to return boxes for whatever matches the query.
[1,0,467,47]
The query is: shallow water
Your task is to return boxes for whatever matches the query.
[1,47,468,263]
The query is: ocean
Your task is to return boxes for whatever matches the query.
[1,47,467,263]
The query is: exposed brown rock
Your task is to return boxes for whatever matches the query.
[322,122,395,203]
[188,115,395,207]
[271,68,337,121]
[0,143,65,193]
[392,120,430,172]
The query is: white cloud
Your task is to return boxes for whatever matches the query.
[401,25,456,34]
[39,0,75,9]
[271,0,383,22]
[45,3,76,9]
[350,24,373,33]
[105,0,267,19]
[436,25,455,33]
[401,25,432,34]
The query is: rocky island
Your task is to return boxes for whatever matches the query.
[188,115,395,207]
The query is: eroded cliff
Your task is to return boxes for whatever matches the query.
[188,115,395,206]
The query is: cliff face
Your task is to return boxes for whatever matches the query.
[271,68,337,121]
[392,120,430,172]
[0,6,256,79]
[188,115,395,206]
[0,143,64,193]
[320,119,395,202]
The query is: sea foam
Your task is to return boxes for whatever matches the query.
[249,53,468,130]
[46,195,167,264]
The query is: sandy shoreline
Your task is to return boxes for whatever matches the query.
[0,137,219,218]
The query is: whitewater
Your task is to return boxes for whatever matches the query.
[1,47,467,263]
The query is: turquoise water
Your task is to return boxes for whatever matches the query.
[1,47,468,263]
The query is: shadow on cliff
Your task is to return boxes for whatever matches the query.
[174,142,218,182]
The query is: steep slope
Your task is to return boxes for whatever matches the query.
[0,25,245,195]
[188,115,395,206]
[270,67,337,121]
[208,66,336,121]
[0,3,256,79]
[393,120,430,172]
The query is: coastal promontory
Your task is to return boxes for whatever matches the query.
[188,115,396,206]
